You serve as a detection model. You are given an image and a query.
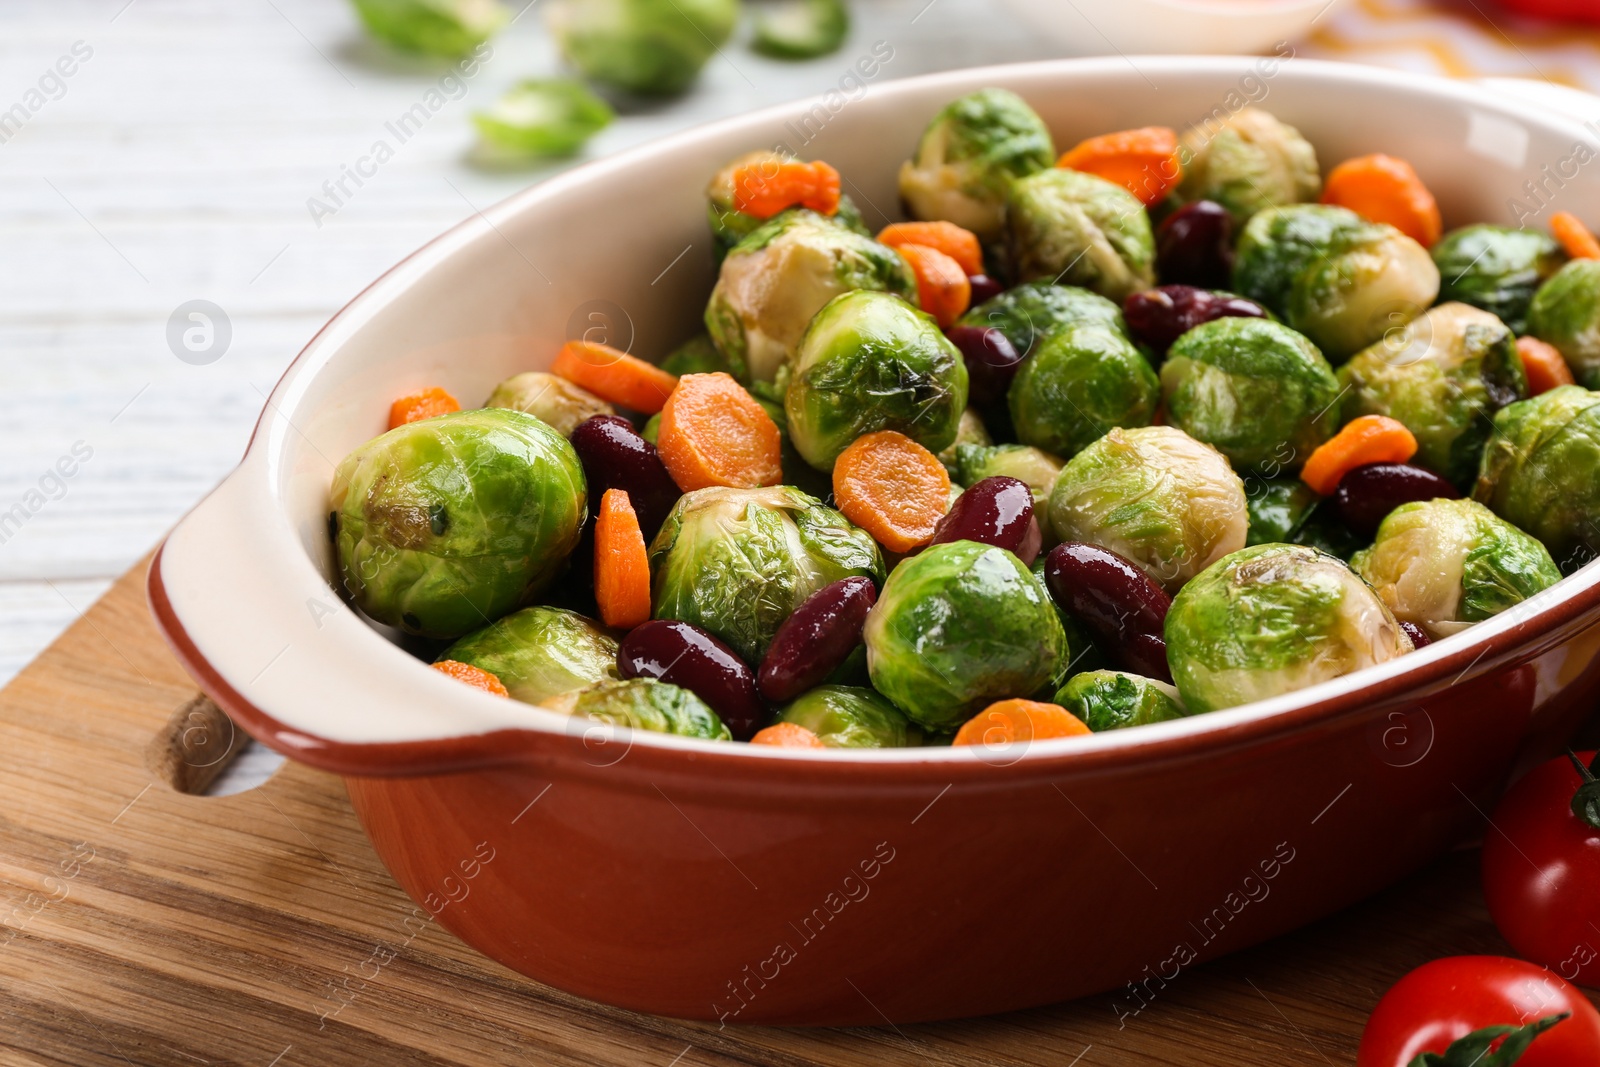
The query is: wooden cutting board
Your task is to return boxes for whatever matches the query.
[1,558,1595,1067]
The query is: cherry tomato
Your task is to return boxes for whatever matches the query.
[1356,956,1600,1067]
[1482,750,1600,988]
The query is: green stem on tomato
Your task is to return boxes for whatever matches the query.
[1567,748,1600,830]
[1406,1013,1568,1067]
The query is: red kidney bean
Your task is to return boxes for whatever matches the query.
[1399,620,1431,649]
[1044,542,1173,683]
[967,273,1005,305]
[930,476,1042,565]
[1332,463,1460,538]
[618,620,765,740]
[570,415,680,541]
[1123,285,1269,356]
[1156,200,1234,289]
[1121,632,1174,685]
[757,576,877,703]
[945,324,1023,407]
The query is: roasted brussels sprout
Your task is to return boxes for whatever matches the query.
[1433,224,1564,335]
[954,280,1129,358]
[1054,670,1186,731]
[1165,543,1412,712]
[705,209,917,384]
[485,371,616,436]
[956,443,1065,542]
[1047,426,1248,592]
[1474,385,1600,571]
[897,87,1054,240]
[706,151,870,259]
[1174,108,1321,225]
[1008,325,1159,458]
[937,408,992,478]
[864,540,1068,729]
[1338,302,1527,486]
[1529,259,1600,389]
[785,289,969,469]
[1004,169,1156,300]
[438,606,618,705]
[331,408,586,639]
[1161,317,1339,473]
[1242,475,1319,546]
[649,485,883,662]
[351,0,506,57]
[546,0,738,95]
[775,685,917,747]
[549,678,732,740]
[1352,498,1561,640]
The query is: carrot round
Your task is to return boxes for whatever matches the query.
[732,159,841,219]
[551,340,679,415]
[1057,126,1182,207]
[594,488,652,629]
[1550,210,1600,260]
[388,386,460,429]
[832,430,951,554]
[432,659,510,697]
[876,221,984,276]
[656,372,783,492]
[953,699,1090,747]
[1301,415,1419,495]
[1517,335,1576,396]
[896,243,972,328]
[749,722,826,748]
[1320,154,1441,247]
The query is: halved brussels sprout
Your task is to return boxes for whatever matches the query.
[1338,302,1527,486]
[1474,385,1600,572]
[956,442,1065,542]
[1053,670,1186,732]
[351,0,506,57]
[472,80,613,157]
[1242,474,1319,546]
[937,408,992,478]
[548,678,731,740]
[785,289,969,470]
[751,0,849,59]
[1174,108,1321,225]
[331,408,587,639]
[705,209,917,384]
[1433,224,1565,335]
[1008,325,1159,458]
[1165,543,1412,713]
[955,280,1129,358]
[705,152,870,260]
[897,87,1055,240]
[1162,317,1339,473]
[485,371,616,436]
[1352,498,1560,640]
[1004,169,1156,301]
[438,606,619,705]
[546,0,738,95]
[649,485,883,662]
[776,685,917,747]
[864,540,1068,729]
[1529,259,1600,389]
[1048,426,1248,592]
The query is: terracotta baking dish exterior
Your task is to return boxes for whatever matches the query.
[148,58,1600,1025]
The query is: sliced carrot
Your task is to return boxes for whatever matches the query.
[551,340,679,415]
[731,160,841,219]
[749,723,826,748]
[432,659,509,697]
[953,699,1090,747]
[876,221,984,276]
[832,430,951,554]
[656,372,783,492]
[1320,154,1441,247]
[1301,415,1419,495]
[389,386,460,429]
[1517,335,1576,396]
[896,243,972,328]
[1551,210,1600,260]
[594,488,652,629]
[1057,126,1182,207]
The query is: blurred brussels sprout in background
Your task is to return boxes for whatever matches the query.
[472,79,614,157]
[1054,670,1186,732]
[1174,108,1321,225]
[1005,169,1156,300]
[1529,259,1600,388]
[1241,475,1318,546]
[751,0,849,59]
[706,151,869,259]
[1008,325,1159,459]
[350,0,505,56]
[331,408,586,638]
[1161,317,1338,473]
[660,334,732,377]
[1475,385,1600,572]
[1352,498,1560,641]
[705,209,916,384]
[439,606,618,705]
[549,678,731,740]
[546,0,738,95]
[785,289,969,469]
[956,443,1065,542]
[897,87,1054,240]
[864,540,1067,729]
[776,685,917,747]
[485,371,616,436]
[1338,302,1526,486]
[956,280,1129,357]
[1433,224,1564,335]
[649,485,882,662]
[1048,426,1248,592]
[1165,543,1412,713]
[937,408,992,478]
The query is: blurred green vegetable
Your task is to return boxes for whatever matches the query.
[485,370,615,435]
[1054,670,1186,731]
[550,678,731,739]
[1474,385,1600,572]
[1529,259,1600,389]
[1008,325,1159,458]
[956,443,1065,542]
[706,152,869,260]
[438,606,618,705]
[1004,168,1156,300]
[472,80,614,157]
[1433,224,1564,335]
[350,0,506,57]
[752,0,848,58]
[937,408,991,479]
[1174,108,1321,225]
[547,0,739,95]
[956,280,1129,358]
[776,685,917,747]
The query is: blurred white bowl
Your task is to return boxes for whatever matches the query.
[994,0,1347,56]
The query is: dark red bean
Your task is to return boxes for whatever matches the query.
[618,620,765,740]
[945,324,1023,407]
[1044,542,1173,682]
[1123,285,1269,356]
[1156,200,1234,289]
[967,273,1004,305]
[930,476,1042,565]
[1331,463,1460,538]
[758,577,877,703]
[570,415,680,541]
[1121,632,1173,685]
[1399,620,1431,649]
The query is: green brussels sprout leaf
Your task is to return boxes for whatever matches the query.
[473,79,613,157]
[350,0,506,57]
